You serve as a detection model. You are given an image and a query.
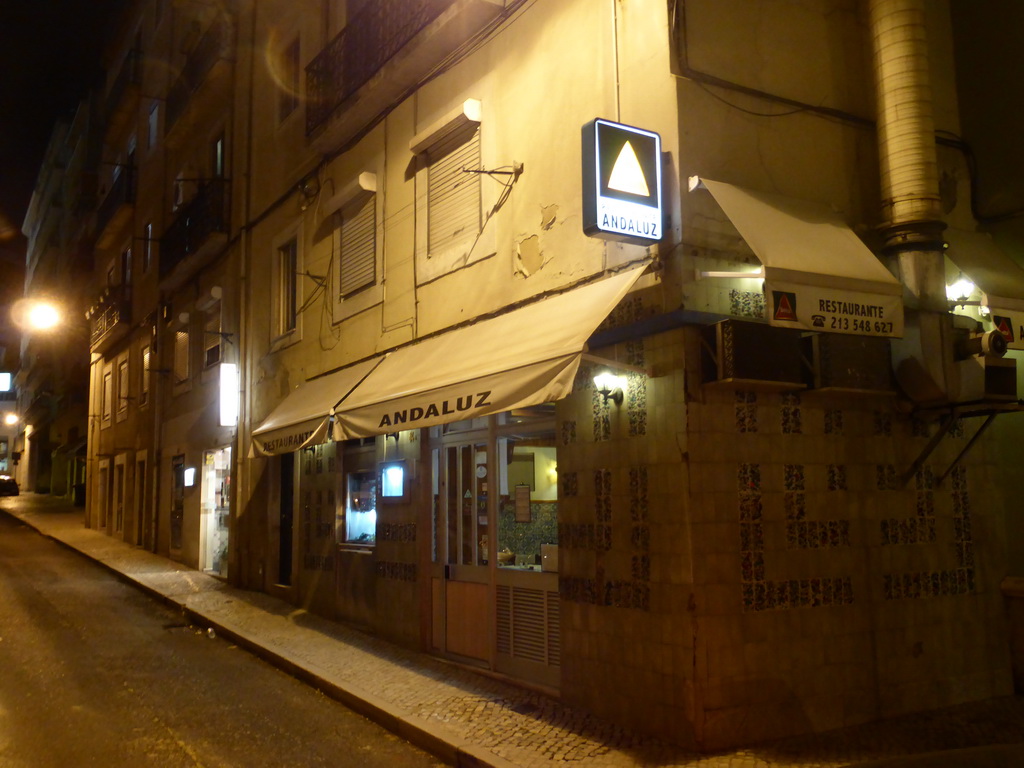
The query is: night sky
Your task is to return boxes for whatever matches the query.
[0,1,124,265]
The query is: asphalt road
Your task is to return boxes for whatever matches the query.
[0,513,446,768]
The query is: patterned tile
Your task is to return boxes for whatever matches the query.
[729,289,766,319]
[824,408,844,435]
[781,392,802,434]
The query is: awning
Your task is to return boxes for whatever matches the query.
[945,228,1024,350]
[54,437,88,456]
[332,265,648,439]
[689,176,903,338]
[251,357,380,456]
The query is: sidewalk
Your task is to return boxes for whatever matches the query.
[3,492,1023,768]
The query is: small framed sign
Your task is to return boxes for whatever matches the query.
[582,118,663,244]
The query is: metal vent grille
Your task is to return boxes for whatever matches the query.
[339,194,376,298]
[495,584,560,666]
[427,129,480,252]
[497,584,512,654]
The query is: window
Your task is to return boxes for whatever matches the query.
[276,238,298,336]
[117,359,130,420]
[427,127,481,253]
[344,470,376,545]
[143,222,153,272]
[102,370,113,426]
[413,101,490,284]
[204,304,222,367]
[173,328,190,384]
[337,194,376,298]
[278,37,300,122]
[121,245,132,289]
[0,372,10,391]
[148,102,159,149]
[140,345,151,406]
[211,134,225,178]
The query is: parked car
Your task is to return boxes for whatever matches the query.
[0,475,18,496]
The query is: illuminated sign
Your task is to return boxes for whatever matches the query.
[582,118,662,244]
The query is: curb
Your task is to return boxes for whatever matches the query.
[1,505,516,768]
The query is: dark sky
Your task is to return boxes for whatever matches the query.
[0,1,124,246]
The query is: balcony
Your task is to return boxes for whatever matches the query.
[160,178,229,290]
[88,284,132,356]
[165,17,233,144]
[105,49,141,137]
[305,0,504,153]
[95,165,136,248]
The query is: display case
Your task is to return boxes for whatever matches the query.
[344,469,377,545]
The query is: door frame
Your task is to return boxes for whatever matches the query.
[430,422,495,666]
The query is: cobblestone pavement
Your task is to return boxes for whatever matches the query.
[3,494,1023,768]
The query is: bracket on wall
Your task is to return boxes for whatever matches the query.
[900,404,1022,487]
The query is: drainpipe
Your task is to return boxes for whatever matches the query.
[868,0,952,403]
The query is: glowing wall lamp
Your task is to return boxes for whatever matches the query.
[946,273,976,308]
[3,413,18,426]
[219,363,239,427]
[593,370,626,405]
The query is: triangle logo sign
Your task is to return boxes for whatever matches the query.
[772,291,798,322]
[995,315,1015,343]
[607,141,649,197]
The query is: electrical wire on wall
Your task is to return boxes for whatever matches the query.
[670,0,1023,226]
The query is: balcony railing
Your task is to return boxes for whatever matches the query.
[88,285,132,354]
[105,49,141,123]
[95,164,136,238]
[166,18,229,132]
[306,0,451,135]
[160,178,228,279]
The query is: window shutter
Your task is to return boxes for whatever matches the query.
[427,129,480,252]
[174,330,189,382]
[339,195,376,298]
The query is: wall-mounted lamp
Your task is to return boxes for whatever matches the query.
[3,413,19,426]
[946,273,976,307]
[594,370,625,405]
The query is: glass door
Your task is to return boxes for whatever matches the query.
[433,438,491,663]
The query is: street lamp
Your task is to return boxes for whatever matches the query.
[11,298,63,332]
[3,413,18,426]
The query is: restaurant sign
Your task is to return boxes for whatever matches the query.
[767,281,903,337]
[582,119,662,244]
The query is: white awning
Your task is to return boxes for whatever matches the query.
[251,357,381,456]
[332,265,648,439]
[689,177,903,338]
[945,228,1024,350]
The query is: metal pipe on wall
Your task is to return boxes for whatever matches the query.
[868,0,947,311]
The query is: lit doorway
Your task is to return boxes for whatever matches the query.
[200,446,231,577]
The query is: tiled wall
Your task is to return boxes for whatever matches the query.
[557,312,1014,750]
[557,327,698,745]
[689,383,1012,747]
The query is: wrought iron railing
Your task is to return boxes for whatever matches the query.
[89,285,132,350]
[104,49,141,121]
[96,164,136,236]
[306,0,452,135]
[160,178,228,278]
[166,18,229,131]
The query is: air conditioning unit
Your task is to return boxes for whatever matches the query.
[700,319,804,388]
[806,334,893,393]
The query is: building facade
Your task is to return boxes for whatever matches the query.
[18,103,96,500]
[48,0,1024,751]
